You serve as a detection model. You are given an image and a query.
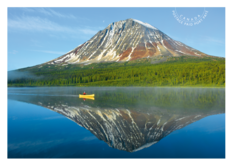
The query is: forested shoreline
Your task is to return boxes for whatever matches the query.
[8,56,225,87]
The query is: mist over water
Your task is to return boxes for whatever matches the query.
[7,87,225,158]
[8,87,225,112]
[8,71,42,80]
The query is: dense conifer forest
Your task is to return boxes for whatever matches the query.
[8,56,225,87]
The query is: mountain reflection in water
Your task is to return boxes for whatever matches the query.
[8,87,225,152]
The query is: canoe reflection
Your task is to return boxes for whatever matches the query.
[81,97,95,101]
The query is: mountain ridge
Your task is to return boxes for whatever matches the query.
[44,18,209,66]
[8,19,225,87]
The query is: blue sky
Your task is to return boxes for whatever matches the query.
[7,7,225,71]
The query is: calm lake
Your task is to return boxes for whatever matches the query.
[8,87,225,158]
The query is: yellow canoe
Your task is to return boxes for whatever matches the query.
[79,94,95,98]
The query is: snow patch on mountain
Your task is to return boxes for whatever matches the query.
[175,50,187,55]
[126,47,136,61]
[132,19,158,30]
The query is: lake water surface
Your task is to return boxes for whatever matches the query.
[8,87,225,158]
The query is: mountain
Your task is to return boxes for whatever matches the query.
[46,18,209,66]
[8,19,224,87]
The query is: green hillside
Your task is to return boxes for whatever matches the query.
[8,56,225,87]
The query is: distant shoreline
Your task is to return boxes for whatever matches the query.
[7,85,225,88]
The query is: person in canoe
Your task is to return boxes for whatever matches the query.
[83,91,86,101]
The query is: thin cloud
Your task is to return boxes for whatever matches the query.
[20,8,77,20]
[9,50,18,54]
[204,36,224,44]
[37,8,53,16]
[48,9,76,19]
[33,50,66,55]
[20,8,35,12]
[8,16,99,35]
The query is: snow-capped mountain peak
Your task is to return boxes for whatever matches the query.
[46,18,208,65]
[131,19,158,30]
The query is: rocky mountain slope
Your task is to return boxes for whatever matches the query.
[45,18,209,66]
